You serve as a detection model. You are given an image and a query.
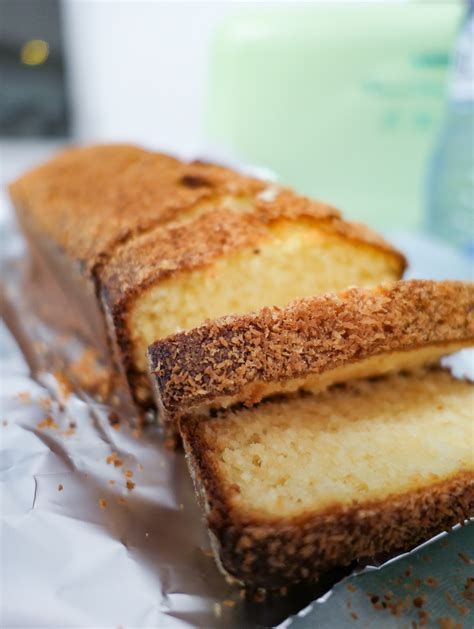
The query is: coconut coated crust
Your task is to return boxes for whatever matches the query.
[10,144,405,405]
[149,280,474,416]
[180,413,474,588]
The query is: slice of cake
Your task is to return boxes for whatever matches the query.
[10,144,405,406]
[179,368,474,587]
[148,280,474,421]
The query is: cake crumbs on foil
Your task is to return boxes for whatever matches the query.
[38,397,52,410]
[426,577,439,587]
[124,469,133,478]
[99,498,107,509]
[57,484,63,491]
[17,391,32,402]
[126,480,135,491]
[437,618,463,629]
[37,416,59,430]
[106,452,123,467]
[458,552,472,565]
[164,436,177,450]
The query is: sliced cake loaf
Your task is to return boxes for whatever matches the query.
[149,280,474,421]
[179,368,474,587]
[10,144,405,406]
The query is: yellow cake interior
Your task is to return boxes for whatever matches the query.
[130,219,401,373]
[187,369,474,517]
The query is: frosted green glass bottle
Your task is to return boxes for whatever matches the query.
[208,4,462,230]
[427,1,474,256]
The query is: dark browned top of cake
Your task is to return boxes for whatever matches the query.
[149,280,474,415]
[9,144,405,297]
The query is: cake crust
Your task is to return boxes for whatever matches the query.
[10,144,406,405]
[149,280,474,416]
[180,404,474,588]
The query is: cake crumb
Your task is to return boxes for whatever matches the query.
[99,498,107,509]
[37,416,59,430]
[60,426,76,437]
[58,484,63,491]
[413,596,425,609]
[108,411,120,428]
[347,583,357,592]
[164,436,176,449]
[461,590,474,602]
[124,469,133,478]
[351,612,358,620]
[39,397,52,410]
[426,577,438,587]
[458,552,472,565]
[108,480,116,486]
[17,391,32,402]
[126,480,135,491]
[437,618,461,629]
[106,452,123,467]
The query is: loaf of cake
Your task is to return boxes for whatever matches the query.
[179,368,474,587]
[149,280,474,420]
[10,144,405,406]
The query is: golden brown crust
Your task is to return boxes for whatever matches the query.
[180,408,474,588]
[149,280,474,416]
[10,144,404,291]
[10,144,405,405]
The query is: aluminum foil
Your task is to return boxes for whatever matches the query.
[1,212,473,628]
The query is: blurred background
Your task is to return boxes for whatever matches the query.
[0,0,472,260]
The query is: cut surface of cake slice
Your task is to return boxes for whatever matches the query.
[149,280,474,420]
[179,368,474,587]
[10,144,405,406]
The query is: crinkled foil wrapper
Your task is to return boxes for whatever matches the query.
[1,219,473,628]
